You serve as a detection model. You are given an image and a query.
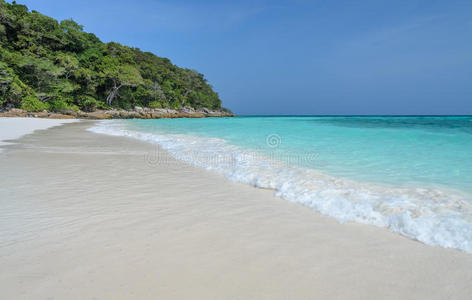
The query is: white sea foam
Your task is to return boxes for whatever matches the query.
[89,120,472,253]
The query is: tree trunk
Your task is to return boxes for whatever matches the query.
[106,83,122,106]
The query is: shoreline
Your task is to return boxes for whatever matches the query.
[0,107,234,120]
[91,118,472,254]
[1,120,472,299]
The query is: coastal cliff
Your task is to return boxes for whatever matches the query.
[0,1,231,115]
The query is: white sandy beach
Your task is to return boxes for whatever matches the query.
[0,119,471,300]
[0,117,77,150]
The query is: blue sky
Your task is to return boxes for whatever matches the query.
[15,0,472,115]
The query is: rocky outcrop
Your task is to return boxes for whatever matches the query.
[0,107,234,120]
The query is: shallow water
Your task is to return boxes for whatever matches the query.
[90,116,472,252]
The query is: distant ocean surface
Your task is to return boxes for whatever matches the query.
[91,116,472,253]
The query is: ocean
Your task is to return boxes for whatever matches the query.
[90,116,472,253]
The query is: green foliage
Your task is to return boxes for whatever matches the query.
[20,95,47,111]
[148,101,163,109]
[77,95,98,112]
[68,103,79,112]
[170,101,181,110]
[45,96,78,112]
[46,98,68,112]
[0,60,30,107]
[0,0,224,111]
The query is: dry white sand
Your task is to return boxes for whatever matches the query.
[0,117,77,150]
[0,120,471,300]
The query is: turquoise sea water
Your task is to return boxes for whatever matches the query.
[91,116,472,252]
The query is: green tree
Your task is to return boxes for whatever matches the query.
[55,53,79,79]
[21,95,47,111]
[0,0,226,112]
[19,56,62,89]
[101,60,143,105]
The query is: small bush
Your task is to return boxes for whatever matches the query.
[47,98,69,112]
[170,101,181,110]
[67,104,80,112]
[148,101,163,109]
[77,95,98,112]
[21,95,48,112]
[97,102,109,110]
[117,100,132,110]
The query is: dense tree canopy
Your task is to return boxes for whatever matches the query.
[0,0,225,112]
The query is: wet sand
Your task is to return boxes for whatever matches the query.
[0,121,471,299]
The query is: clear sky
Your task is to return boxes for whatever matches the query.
[14,0,472,115]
